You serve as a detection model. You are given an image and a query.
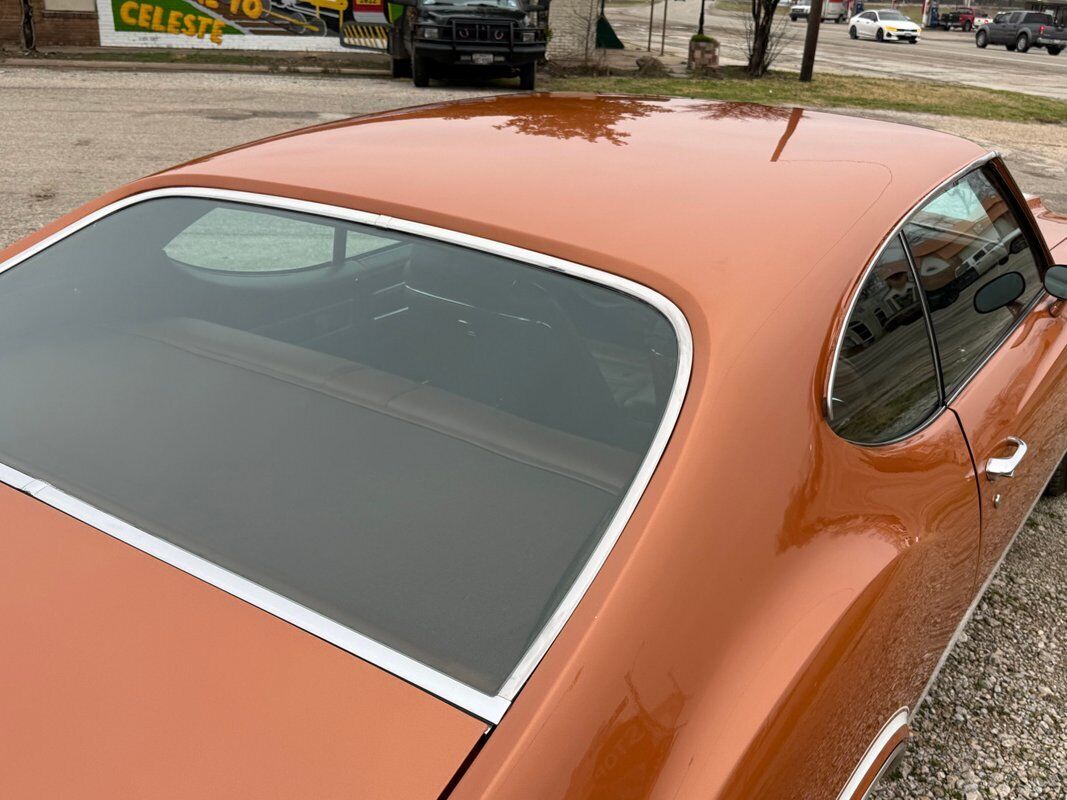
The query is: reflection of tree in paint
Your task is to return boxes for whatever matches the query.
[690,101,794,122]
[396,95,674,146]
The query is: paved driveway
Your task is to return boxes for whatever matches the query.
[609,1,1067,101]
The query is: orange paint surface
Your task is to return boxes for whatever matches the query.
[0,484,484,799]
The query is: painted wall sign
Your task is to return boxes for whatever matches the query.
[95,0,392,50]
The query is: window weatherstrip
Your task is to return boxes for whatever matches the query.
[901,230,947,405]
[0,187,693,726]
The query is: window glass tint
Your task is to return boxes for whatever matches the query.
[164,206,398,272]
[903,168,1041,393]
[830,235,941,443]
[0,197,681,695]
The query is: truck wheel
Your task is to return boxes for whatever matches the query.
[976,29,988,47]
[411,54,430,87]
[790,14,797,21]
[1049,46,1063,56]
[1016,32,1030,52]
[963,21,972,31]
[518,62,536,90]
[391,57,411,78]
[836,15,843,22]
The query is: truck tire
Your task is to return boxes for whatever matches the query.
[976,29,988,47]
[518,62,536,90]
[1016,32,1030,52]
[790,14,797,21]
[391,57,412,78]
[1049,46,1063,55]
[412,54,431,87]
[963,20,972,31]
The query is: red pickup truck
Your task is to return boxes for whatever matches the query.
[940,6,986,30]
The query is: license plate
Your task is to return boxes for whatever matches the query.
[472,53,493,65]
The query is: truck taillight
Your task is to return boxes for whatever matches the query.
[1039,25,1045,34]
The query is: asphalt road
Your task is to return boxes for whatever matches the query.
[609,1,1067,101]
[0,65,1064,798]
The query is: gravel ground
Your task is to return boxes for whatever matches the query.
[1,65,1065,799]
[872,495,1067,800]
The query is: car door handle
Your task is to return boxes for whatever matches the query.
[987,437,1028,481]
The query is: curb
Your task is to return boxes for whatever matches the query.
[0,57,389,77]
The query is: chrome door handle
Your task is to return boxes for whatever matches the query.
[986,437,1028,481]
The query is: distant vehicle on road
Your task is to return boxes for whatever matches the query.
[849,9,922,42]
[790,0,847,22]
[939,6,987,30]
[975,9,1065,54]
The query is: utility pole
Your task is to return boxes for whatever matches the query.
[799,0,824,81]
[660,0,669,54]
[697,0,707,36]
[648,0,656,50]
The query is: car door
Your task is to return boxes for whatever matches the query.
[1003,11,1023,43]
[859,11,877,37]
[902,160,1067,580]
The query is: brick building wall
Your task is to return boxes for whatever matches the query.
[546,0,598,61]
[0,0,100,47]
[1,0,24,45]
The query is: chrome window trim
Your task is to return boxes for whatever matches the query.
[0,187,693,725]
[825,151,1009,445]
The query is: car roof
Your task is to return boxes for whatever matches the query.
[112,94,987,344]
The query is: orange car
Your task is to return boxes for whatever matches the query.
[1,95,1066,800]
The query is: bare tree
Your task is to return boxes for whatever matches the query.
[743,0,791,76]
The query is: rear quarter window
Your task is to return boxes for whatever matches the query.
[829,234,942,443]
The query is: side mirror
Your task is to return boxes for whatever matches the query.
[973,271,1025,314]
[1045,265,1067,300]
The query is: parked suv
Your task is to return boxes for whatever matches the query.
[975,9,1065,54]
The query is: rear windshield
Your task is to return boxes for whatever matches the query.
[0,197,681,695]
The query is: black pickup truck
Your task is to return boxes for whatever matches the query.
[390,0,549,88]
[975,8,1066,54]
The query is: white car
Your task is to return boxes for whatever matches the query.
[790,0,847,22]
[848,9,922,42]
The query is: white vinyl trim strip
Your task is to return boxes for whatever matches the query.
[0,187,693,725]
[836,707,909,800]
